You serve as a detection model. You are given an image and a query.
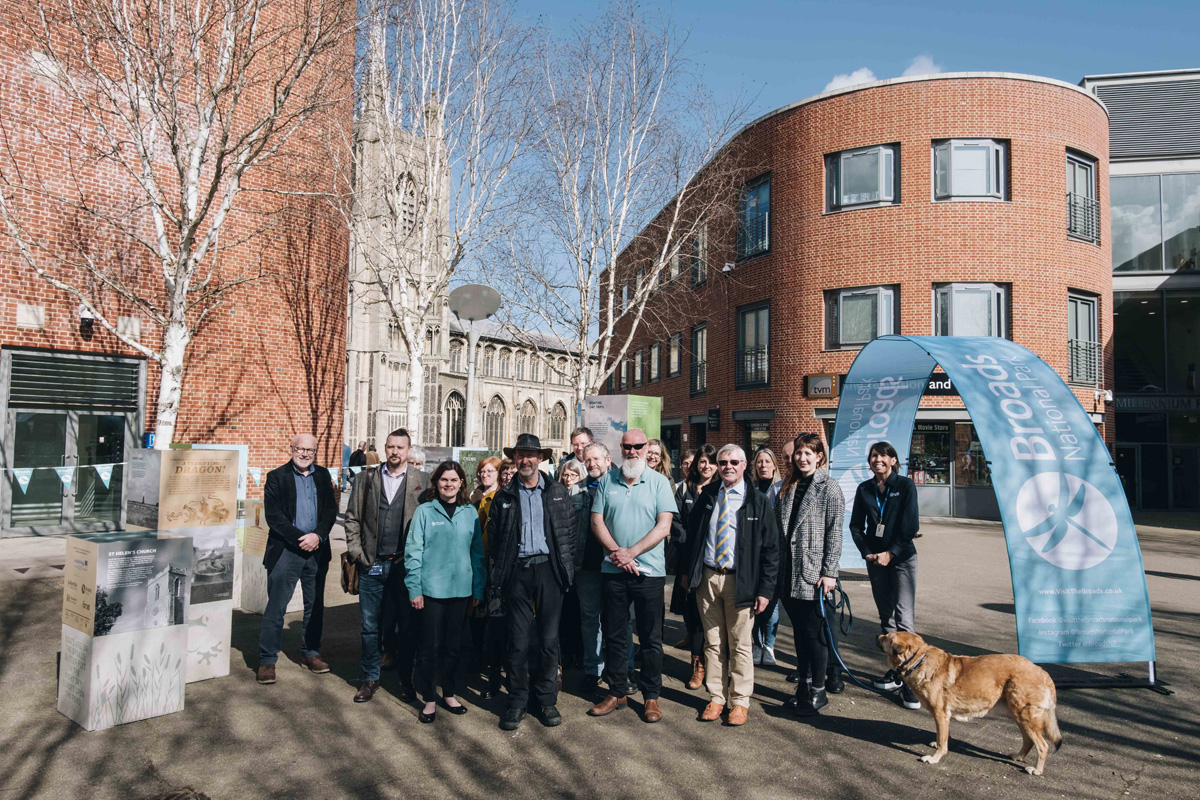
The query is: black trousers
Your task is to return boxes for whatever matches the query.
[412,596,470,703]
[683,590,704,656]
[379,562,417,685]
[505,559,565,709]
[782,595,838,688]
[601,573,665,700]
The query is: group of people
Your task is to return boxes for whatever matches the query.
[254,425,923,729]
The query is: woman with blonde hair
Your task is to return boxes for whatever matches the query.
[471,455,503,696]
[751,447,783,665]
[645,438,673,480]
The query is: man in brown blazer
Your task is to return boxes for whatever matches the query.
[344,428,428,702]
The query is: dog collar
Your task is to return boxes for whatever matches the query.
[897,651,926,678]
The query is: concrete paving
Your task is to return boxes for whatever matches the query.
[1,519,1197,800]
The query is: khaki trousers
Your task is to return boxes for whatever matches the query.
[696,567,754,707]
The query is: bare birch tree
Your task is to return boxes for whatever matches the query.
[0,0,353,447]
[339,0,531,444]
[494,1,750,420]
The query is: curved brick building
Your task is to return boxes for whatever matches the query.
[609,72,1112,519]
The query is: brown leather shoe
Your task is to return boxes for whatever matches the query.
[727,705,748,726]
[699,701,724,722]
[641,698,663,723]
[686,655,705,690]
[587,694,627,717]
[303,655,331,674]
[256,664,276,685]
[353,680,380,703]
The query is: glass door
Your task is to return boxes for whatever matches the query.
[1170,446,1199,511]
[9,412,69,528]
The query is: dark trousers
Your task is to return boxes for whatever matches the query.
[505,559,565,709]
[601,572,665,700]
[357,560,413,682]
[866,554,918,633]
[413,596,470,703]
[683,590,704,657]
[782,596,836,688]
[559,586,583,668]
[258,549,326,664]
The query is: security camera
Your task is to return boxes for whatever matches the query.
[722,262,734,273]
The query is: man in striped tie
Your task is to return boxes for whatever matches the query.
[680,444,778,726]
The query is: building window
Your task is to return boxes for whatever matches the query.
[499,349,511,379]
[825,286,897,349]
[620,357,628,390]
[1113,172,1200,272]
[633,349,644,386]
[607,372,615,394]
[1068,293,1101,386]
[549,403,567,442]
[668,333,682,377]
[558,358,570,387]
[531,358,540,382]
[483,346,496,377]
[744,421,770,455]
[1067,152,1099,243]
[691,223,708,285]
[669,250,682,282]
[738,174,770,260]
[515,353,526,381]
[826,144,899,211]
[649,342,661,382]
[934,283,1009,338]
[933,139,1007,200]
[736,303,769,388]
[518,399,537,436]
[622,283,630,312]
[445,392,465,447]
[422,364,441,444]
[449,340,464,373]
[636,268,645,299]
[691,324,707,395]
[485,396,506,451]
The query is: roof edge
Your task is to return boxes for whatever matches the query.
[1081,67,1200,83]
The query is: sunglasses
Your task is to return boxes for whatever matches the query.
[621,442,647,451]
[717,459,742,467]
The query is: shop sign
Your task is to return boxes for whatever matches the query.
[805,374,839,399]
[1114,396,1199,412]
[707,408,720,431]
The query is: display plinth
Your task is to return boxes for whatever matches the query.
[237,498,302,614]
[128,448,239,682]
[583,395,662,456]
[59,531,192,730]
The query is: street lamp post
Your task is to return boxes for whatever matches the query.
[449,284,501,448]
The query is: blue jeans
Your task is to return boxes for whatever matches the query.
[576,570,634,677]
[258,549,324,664]
[754,599,780,650]
[357,559,413,682]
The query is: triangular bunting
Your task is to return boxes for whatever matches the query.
[54,466,75,491]
[349,466,363,474]
[248,467,262,486]
[93,463,115,489]
[12,468,33,494]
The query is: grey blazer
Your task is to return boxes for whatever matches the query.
[344,466,430,569]
[774,469,845,601]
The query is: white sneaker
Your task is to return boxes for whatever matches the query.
[901,685,922,710]
[873,676,902,691]
[762,646,776,666]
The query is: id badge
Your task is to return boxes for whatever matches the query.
[875,523,886,538]
[368,563,383,576]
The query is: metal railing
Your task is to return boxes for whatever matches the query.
[690,359,706,395]
[1067,192,1100,243]
[736,345,769,387]
[1068,338,1102,386]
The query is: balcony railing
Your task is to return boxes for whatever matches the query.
[735,345,769,388]
[690,359,707,395]
[737,214,769,260]
[1068,338,1102,386]
[1067,192,1100,243]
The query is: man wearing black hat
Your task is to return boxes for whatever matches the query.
[486,433,577,731]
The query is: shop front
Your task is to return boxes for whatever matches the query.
[908,421,1001,520]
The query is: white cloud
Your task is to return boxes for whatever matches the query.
[902,54,942,77]
[824,67,877,92]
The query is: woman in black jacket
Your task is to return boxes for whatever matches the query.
[848,440,921,710]
[670,443,717,690]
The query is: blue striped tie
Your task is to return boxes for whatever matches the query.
[714,486,733,568]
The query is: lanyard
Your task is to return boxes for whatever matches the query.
[874,484,888,519]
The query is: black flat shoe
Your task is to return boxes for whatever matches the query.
[440,698,468,715]
[479,687,496,700]
[418,709,436,724]
[826,671,845,695]
[785,670,802,684]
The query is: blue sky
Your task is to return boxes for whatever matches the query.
[518,0,1199,119]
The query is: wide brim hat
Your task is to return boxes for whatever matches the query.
[504,432,554,462]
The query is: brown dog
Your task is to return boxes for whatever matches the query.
[878,632,1063,775]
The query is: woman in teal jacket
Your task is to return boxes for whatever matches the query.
[405,460,485,723]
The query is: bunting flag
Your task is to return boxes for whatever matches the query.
[54,466,75,491]
[12,468,33,494]
[349,466,363,474]
[248,467,262,486]
[93,463,115,489]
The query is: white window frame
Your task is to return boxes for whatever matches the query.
[1067,154,1096,201]
[934,282,1009,338]
[668,333,681,377]
[649,342,661,381]
[621,283,630,312]
[827,144,898,211]
[633,349,643,386]
[933,139,1007,201]
[835,286,895,348]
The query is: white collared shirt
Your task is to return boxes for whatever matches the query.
[381,464,408,504]
[705,480,745,568]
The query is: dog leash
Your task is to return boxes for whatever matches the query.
[819,580,905,697]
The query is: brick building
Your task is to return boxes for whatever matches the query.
[0,2,352,538]
[605,72,1113,520]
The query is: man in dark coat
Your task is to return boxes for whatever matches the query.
[256,433,337,685]
[487,433,577,731]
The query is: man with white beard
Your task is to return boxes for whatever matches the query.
[586,428,676,723]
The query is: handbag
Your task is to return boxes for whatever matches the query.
[340,551,359,595]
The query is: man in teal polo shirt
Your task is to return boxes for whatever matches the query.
[586,428,676,723]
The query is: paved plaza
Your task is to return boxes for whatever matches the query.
[1,518,1197,800]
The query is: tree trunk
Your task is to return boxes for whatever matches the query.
[152,318,191,449]
[407,348,424,445]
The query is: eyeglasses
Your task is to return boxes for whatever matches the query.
[621,442,647,451]
[292,447,316,455]
[717,459,741,467]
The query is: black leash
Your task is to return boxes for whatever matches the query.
[818,578,906,697]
